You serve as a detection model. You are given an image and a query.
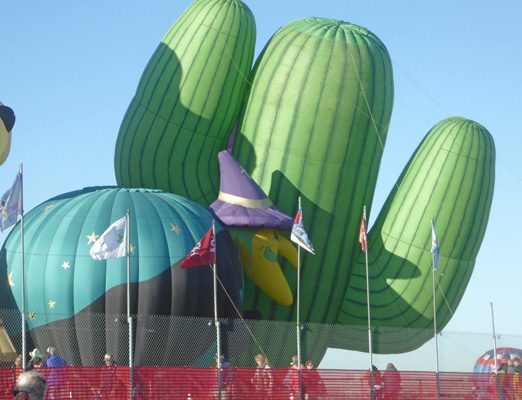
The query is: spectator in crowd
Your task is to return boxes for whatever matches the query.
[514,360,522,378]
[513,358,522,400]
[284,356,300,398]
[216,353,235,400]
[14,354,22,368]
[97,353,121,399]
[509,360,516,374]
[45,347,68,399]
[12,370,47,400]
[498,363,511,400]
[382,363,401,399]
[27,349,44,371]
[364,365,383,400]
[303,360,327,400]
[251,354,273,397]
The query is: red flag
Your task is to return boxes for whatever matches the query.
[359,209,367,253]
[181,228,216,269]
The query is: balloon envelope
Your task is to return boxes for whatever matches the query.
[473,347,522,373]
[0,186,243,366]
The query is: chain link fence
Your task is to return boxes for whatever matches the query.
[1,308,520,373]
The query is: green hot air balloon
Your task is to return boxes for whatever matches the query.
[114,0,256,207]
[233,18,394,323]
[231,18,494,353]
[0,187,243,366]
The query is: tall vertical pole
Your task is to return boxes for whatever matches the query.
[363,206,373,400]
[433,258,440,400]
[491,303,500,400]
[297,197,302,400]
[19,164,26,371]
[213,221,222,400]
[126,210,133,400]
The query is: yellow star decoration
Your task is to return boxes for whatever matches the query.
[44,204,55,212]
[87,232,99,244]
[170,223,181,236]
[61,261,71,270]
[130,244,135,254]
[48,299,56,309]
[6,271,15,291]
[28,311,35,321]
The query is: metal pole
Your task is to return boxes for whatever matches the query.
[213,221,222,400]
[491,302,500,400]
[433,258,440,400]
[20,164,26,371]
[126,210,133,400]
[363,206,373,400]
[297,197,302,400]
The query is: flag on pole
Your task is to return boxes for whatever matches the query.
[359,207,368,253]
[431,217,440,270]
[90,216,127,260]
[0,171,22,232]
[291,207,315,254]
[181,227,216,269]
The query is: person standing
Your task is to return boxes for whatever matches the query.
[364,365,383,400]
[12,370,47,400]
[382,363,401,400]
[98,353,122,399]
[284,357,300,399]
[303,360,327,400]
[45,347,67,400]
[216,354,235,400]
[251,354,273,397]
[27,349,44,371]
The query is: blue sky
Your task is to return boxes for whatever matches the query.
[2,1,522,371]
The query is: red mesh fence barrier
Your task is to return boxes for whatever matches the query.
[1,366,521,399]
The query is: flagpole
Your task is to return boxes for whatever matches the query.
[432,217,440,400]
[297,197,302,400]
[362,206,373,400]
[126,209,133,400]
[212,221,222,400]
[491,302,500,400]
[19,164,26,371]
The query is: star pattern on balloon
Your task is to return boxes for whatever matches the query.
[170,223,181,236]
[44,204,55,212]
[48,299,56,309]
[6,271,14,291]
[28,311,35,321]
[61,261,70,270]
[86,232,99,244]
[130,244,135,253]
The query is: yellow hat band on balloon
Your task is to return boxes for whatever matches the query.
[217,191,273,209]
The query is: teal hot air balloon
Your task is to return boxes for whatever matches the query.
[0,187,243,366]
[114,0,256,207]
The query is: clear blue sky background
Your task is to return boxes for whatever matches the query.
[2,1,521,371]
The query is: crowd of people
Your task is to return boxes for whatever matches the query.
[5,348,121,400]
[364,363,402,400]
[6,347,409,400]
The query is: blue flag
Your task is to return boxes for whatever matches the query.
[0,171,22,232]
[291,207,315,254]
[431,217,440,270]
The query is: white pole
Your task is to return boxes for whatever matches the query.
[213,221,222,400]
[19,164,26,371]
[433,256,440,400]
[491,303,500,400]
[363,206,373,400]
[297,196,302,400]
[126,210,133,400]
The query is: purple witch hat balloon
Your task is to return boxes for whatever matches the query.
[208,151,293,230]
